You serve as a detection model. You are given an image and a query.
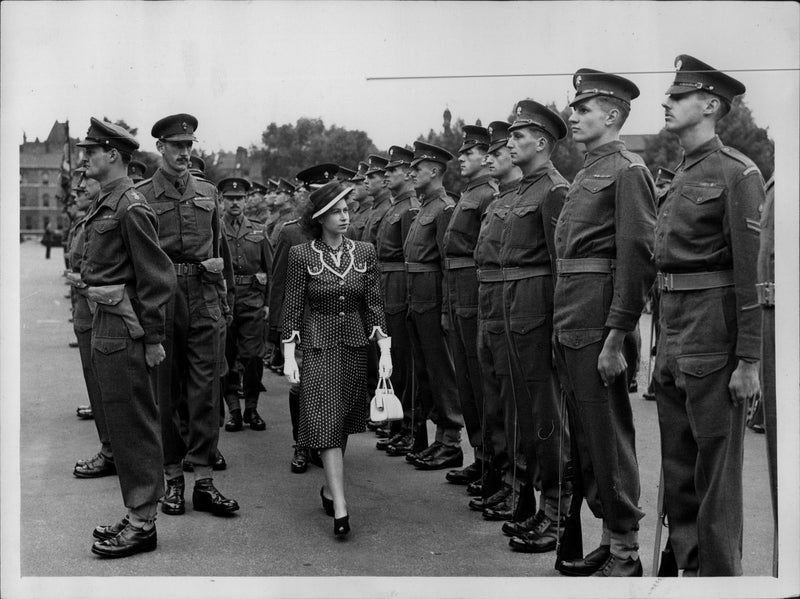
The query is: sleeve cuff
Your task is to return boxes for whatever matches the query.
[282,330,300,344]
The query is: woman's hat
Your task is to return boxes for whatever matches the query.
[309,180,354,219]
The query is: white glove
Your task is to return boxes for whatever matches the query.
[283,341,300,384]
[377,336,393,378]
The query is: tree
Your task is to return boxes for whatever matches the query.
[252,117,378,182]
[641,96,774,180]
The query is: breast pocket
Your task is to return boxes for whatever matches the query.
[89,218,121,264]
[678,183,725,229]
[448,198,481,244]
[151,201,178,240]
[574,178,615,224]
[508,202,540,248]
[191,197,215,232]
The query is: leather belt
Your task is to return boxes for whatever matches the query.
[656,270,734,292]
[234,275,254,285]
[380,261,406,273]
[173,262,201,276]
[756,282,775,306]
[478,266,551,283]
[405,262,441,273]
[556,258,616,275]
[444,257,475,270]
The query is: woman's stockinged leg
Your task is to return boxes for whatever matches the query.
[321,443,347,518]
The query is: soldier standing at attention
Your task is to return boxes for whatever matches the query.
[473,121,523,513]
[653,55,763,576]
[267,178,298,246]
[442,126,496,489]
[345,162,374,240]
[137,113,239,518]
[403,141,465,471]
[375,145,424,457]
[553,70,656,577]
[75,118,175,558]
[362,155,392,245]
[219,177,274,433]
[498,101,571,553]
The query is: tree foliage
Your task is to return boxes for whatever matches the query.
[641,96,774,180]
[253,118,378,181]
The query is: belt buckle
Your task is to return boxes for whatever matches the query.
[657,272,673,292]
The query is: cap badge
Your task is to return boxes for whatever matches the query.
[516,106,523,116]
[323,171,329,179]
[488,126,493,136]
[232,181,238,189]
[675,58,683,71]
[576,75,582,87]
[181,122,188,131]
[463,131,468,139]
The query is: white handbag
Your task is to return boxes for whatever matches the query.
[369,377,404,422]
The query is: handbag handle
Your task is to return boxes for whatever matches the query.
[378,376,394,394]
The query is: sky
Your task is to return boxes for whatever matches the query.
[1,1,797,155]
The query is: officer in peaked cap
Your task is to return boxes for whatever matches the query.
[268,178,299,246]
[137,112,239,520]
[403,140,465,471]
[551,70,656,577]
[491,100,571,551]
[441,125,495,486]
[128,159,147,183]
[363,155,392,246]
[76,117,175,558]
[654,55,762,577]
[374,145,422,458]
[296,163,338,189]
[218,177,274,435]
[346,161,374,241]
[246,181,269,221]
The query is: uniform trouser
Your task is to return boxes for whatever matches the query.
[554,335,643,539]
[73,295,112,458]
[158,275,223,469]
[406,308,464,447]
[91,310,164,511]
[477,318,521,485]
[654,287,746,576]
[446,311,484,460]
[385,309,417,435]
[224,289,266,412]
[761,306,778,555]
[508,315,569,521]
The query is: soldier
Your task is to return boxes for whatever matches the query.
[473,121,527,518]
[653,55,763,576]
[403,141,465,470]
[553,70,656,577]
[442,125,496,489]
[489,101,571,553]
[75,118,175,558]
[374,145,424,457]
[362,155,392,245]
[345,161,374,240]
[188,154,207,180]
[137,113,239,518]
[219,177,274,433]
[757,174,777,575]
[127,159,147,184]
[267,178,298,245]
[247,180,269,222]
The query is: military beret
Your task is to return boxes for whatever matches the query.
[218,177,251,197]
[127,159,147,182]
[277,177,297,195]
[569,69,640,107]
[189,154,206,173]
[351,161,369,182]
[410,141,454,167]
[458,125,490,153]
[386,146,414,169]
[151,113,198,142]
[486,121,512,153]
[655,166,676,187]
[509,100,568,140]
[365,155,389,176]
[249,181,268,196]
[309,180,354,219]
[665,54,745,104]
[336,166,357,182]
[296,163,338,188]
[76,117,140,155]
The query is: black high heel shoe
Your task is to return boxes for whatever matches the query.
[320,487,334,517]
[333,514,350,537]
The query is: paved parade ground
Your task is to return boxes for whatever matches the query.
[8,239,781,595]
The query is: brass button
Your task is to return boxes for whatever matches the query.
[339,312,345,317]
[339,280,345,285]
[339,296,345,301]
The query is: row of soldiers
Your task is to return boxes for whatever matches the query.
[63,53,776,577]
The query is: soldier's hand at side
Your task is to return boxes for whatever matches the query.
[597,329,627,387]
[145,343,166,368]
[440,313,452,333]
[729,360,760,406]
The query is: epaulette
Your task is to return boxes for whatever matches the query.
[443,203,455,212]
[720,146,756,170]
[134,177,153,189]
[619,149,647,167]
[285,218,300,226]
[627,162,649,170]
[547,170,569,191]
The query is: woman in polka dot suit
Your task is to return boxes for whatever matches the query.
[281,180,393,537]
